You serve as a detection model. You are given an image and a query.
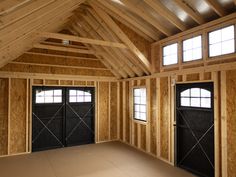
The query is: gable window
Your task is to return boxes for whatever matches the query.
[163,43,178,66]
[69,89,92,103]
[36,89,62,104]
[133,88,147,121]
[183,35,202,62]
[209,25,235,57]
[180,88,211,108]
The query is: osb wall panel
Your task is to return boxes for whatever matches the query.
[0,78,8,155]
[160,77,169,160]
[226,70,236,177]
[114,20,151,62]
[119,82,123,140]
[186,73,200,81]
[125,81,130,143]
[110,82,118,140]
[98,82,109,142]
[0,63,114,77]
[141,124,146,151]
[134,122,138,147]
[10,78,27,154]
[150,78,157,155]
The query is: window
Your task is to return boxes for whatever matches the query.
[133,88,147,121]
[209,25,235,57]
[183,35,202,62]
[69,89,92,103]
[163,43,178,66]
[36,89,62,103]
[180,88,211,108]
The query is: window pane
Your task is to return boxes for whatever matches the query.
[193,36,202,48]
[54,90,62,96]
[140,105,146,113]
[181,97,190,106]
[135,105,140,112]
[209,43,222,57]
[183,38,192,50]
[191,98,200,107]
[191,88,200,97]
[70,90,76,96]
[69,96,76,103]
[140,89,146,97]
[140,113,146,121]
[45,97,53,103]
[134,89,141,96]
[181,89,190,97]
[163,43,178,66]
[77,96,84,102]
[54,97,62,103]
[84,91,91,96]
[222,25,234,41]
[140,98,146,104]
[85,96,91,102]
[135,112,140,119]
[201,98,211,108]
[36,90,44,97]
[222,39,235,55]
[36,97,44,103]
[192,48,202,60]
[209,30,221,44]
[77,90,84,96]
[201,89,211,97]
[183,50,192,61]
[134,96,140,104]
[45,90,53,96]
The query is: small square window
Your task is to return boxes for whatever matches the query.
[183,35,202,62]
[163,43,178,66]
[209,25,235,57]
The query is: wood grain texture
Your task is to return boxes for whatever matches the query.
[0,78,9,155]
[119,82,123,140]
[125,81,130,143]
[45,80,58,85]
[110,82,118,140]
[160,77,169,160]
[226,70,236,177]
[150,78,157,155]
[98,82,109,142]
[141,124,146,151]
[186,73,199,81]
[9,78,27,154]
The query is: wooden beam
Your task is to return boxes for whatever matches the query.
[33,43,96,55]
[90,3,151,73]
[96,0,159,41]
[41,41,89,49]
[143,0,187,31]
[204,0,227,17]
[24,51,99,60]
[173,0,205,24]
[120,0,172,36]
[39,32,128,49]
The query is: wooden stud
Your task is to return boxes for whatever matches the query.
[7,78,11,155]
[25,79,29,152]
[156,77,161,157]
[146,78,151,153]
[122,81,126,142]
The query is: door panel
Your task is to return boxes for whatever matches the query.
[176,82,214,177]
[32,87,95,152]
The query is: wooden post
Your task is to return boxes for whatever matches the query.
[7,78,11,155]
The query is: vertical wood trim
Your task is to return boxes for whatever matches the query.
[117,82,120,140]
[170,76,175,165]
[108,82,111,140]
[29,79,33,152]
[25,79,29,152]
[212,71,220,177]
[129,81,133,144]
[138,124,141,149]
[146,78,151,153]
[123,81,126,142]
[221,71,228,177]
[156,77,161,157]
[96,81,99,143]
[131,81,135,145]
[168,77,171,162]
[7,78,11,155]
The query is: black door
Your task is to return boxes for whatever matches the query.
[176,82,214,177]
[32,87,95,152]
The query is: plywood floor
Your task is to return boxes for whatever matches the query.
[0,142,195,177]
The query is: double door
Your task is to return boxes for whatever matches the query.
[32,86,95,152]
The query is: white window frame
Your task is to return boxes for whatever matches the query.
[162,43,178,66]
[133,87,147,122]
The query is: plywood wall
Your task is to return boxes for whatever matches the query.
[0,78,8,155]
[226,70,236,177]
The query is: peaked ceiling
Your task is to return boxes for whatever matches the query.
[0,0,235,79]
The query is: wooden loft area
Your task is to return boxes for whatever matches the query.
[0,0,235,80]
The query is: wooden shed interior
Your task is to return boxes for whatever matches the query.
[0,0,236,177]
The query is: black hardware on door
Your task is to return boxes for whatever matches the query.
[176,82,214,177]
[32,86,95,152]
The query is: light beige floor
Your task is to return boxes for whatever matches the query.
[0,142,195,177]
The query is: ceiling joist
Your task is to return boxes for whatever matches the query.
[38,31,128,49]
[204,0,227,17]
